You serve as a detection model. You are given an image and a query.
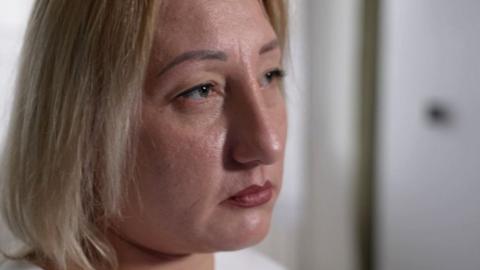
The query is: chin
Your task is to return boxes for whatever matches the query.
[208,209,273,252]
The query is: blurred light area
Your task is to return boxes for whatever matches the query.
[376,0,480,270]
[0,1,33,27]
[0,1,33,147]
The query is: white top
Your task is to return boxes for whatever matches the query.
[0,249,286,270]
[215,249,287,270]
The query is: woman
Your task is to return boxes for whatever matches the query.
[0,0,288,269]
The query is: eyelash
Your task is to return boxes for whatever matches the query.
[262,68,286,85]
[176,68,286,100]
[177,83,216,101]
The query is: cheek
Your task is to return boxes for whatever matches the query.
[136,120,227,204]
[130,107,235,230]
[113,118,229,250]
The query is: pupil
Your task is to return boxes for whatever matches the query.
[200,86,210,97]
[266,72,273,81]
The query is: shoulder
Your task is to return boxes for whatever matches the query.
[215,249,287,270]
[0,259,43,270]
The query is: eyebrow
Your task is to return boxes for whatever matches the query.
[157,38,280,77]
[157,50,227,77]
[259,39,280,55]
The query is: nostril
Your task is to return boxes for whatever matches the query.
[231,143,262,165]
[231,135,282,166]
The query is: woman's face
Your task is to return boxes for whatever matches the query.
[113,0,287,255]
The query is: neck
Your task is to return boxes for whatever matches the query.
[107,231,215,270]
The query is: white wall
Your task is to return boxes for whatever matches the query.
[0,1,33,146]
[297,0,362,269]
[376,0,480,269]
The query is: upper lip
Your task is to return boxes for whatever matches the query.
[228,180,273,198]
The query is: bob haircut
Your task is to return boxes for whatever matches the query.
[1,1,287,270]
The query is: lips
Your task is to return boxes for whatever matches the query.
[224,181,274,208]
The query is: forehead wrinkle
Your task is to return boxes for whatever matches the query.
[152,0,278,76]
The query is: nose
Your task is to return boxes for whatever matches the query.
[228,83,285,166]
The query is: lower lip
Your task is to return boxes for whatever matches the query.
[224,187,274,208]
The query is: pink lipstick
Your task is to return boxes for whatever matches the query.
[224,181,274,208]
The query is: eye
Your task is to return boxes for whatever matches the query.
[177,83,215,100]
[260,68,286,87]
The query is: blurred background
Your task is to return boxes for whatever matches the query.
[1,0,479,269]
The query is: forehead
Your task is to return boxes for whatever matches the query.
[152,0,277,60]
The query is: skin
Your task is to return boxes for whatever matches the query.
[108,0,287,269]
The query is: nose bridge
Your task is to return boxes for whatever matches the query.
[230,75,283,165]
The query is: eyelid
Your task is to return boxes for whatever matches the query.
[174,80,227,104]
[176,82,216,98]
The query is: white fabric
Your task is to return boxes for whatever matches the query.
[215,249,287,270]
[0,249,286,270]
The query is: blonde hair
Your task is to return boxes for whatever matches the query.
[1,1,287,269]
